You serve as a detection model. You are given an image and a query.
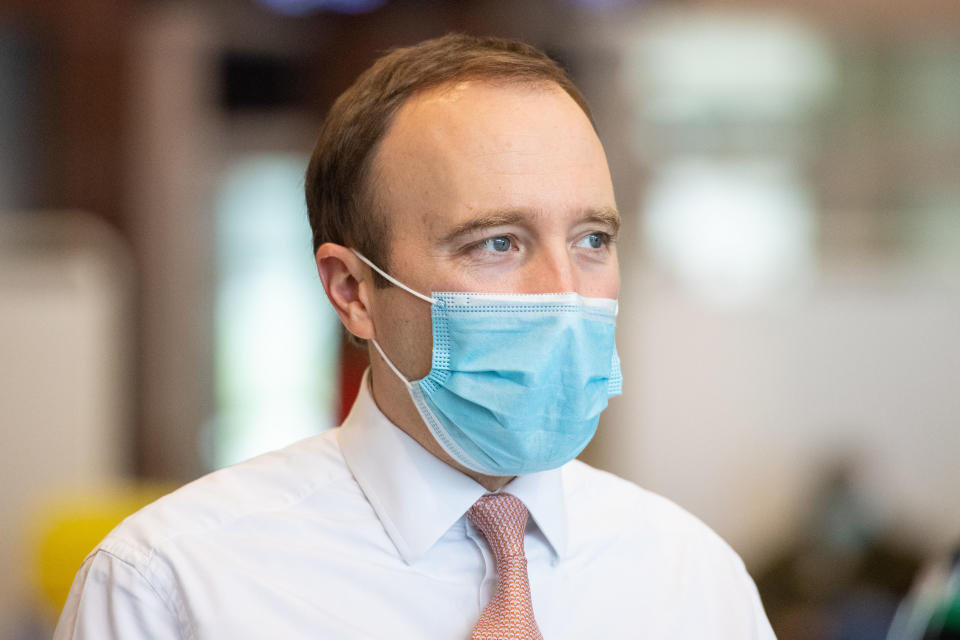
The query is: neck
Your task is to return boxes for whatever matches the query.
[366,361,514,492]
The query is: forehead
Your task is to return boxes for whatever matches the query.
[369,80,616,241]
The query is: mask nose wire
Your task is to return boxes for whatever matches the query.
[351,250,438,305]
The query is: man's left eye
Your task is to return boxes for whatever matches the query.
[480,236,514,252]
[577,233,606,249]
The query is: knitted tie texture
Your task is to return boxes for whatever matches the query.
[467,493,544,640]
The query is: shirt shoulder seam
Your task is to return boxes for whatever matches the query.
[97,541,197,640]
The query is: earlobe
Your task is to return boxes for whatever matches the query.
[315,243,376,341]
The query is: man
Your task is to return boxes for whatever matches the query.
[56,34,775,638]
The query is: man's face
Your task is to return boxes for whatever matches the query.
[366,80,620,380]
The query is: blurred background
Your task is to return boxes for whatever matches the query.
[1,0,958,638]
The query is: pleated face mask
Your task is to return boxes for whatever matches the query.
[354,250,622,477]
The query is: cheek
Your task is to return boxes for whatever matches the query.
[373,292,434,380]
[595,275,620,300]
[606,264,621,298]
[578,257,620,299]
[403,314,435,380]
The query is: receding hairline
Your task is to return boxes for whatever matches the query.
[405,72,582,102]
[305,32,597,294]
[360,76,597,249]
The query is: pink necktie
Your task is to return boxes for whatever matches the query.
[467,493,544,640]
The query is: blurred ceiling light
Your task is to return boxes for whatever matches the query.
[255,0,386,16]
[643,159,816,304]
[624,11,837,124]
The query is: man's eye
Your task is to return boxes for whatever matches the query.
[480,236,513,252]
[577,233,607,249]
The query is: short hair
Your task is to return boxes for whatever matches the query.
[305,33,593,283]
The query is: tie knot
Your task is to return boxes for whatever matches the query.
[467,493,529,561]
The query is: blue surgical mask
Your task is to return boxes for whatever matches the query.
[354,251,622,477]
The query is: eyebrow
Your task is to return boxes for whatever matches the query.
[438,206,621,246]
[581,207,621,236]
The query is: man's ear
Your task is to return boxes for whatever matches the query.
[315,243,376,341]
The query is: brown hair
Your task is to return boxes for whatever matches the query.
[304,33,593,281]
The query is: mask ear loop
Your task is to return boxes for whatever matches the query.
[369,338,413,386]
[351,249,435,386]
[351,250,438,305]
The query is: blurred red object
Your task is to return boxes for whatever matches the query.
[338,338,367,423]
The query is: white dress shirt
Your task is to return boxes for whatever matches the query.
[55,373,776,639]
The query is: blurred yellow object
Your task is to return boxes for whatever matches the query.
[30,484,174,615]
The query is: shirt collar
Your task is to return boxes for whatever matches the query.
[337,370,568,565]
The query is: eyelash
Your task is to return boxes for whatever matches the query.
[577,232,612,249]
[477,235,518,253]
[469,232,614,254]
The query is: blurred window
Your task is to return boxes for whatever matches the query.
[623,12,832,303]
[211,154,340,468]
[627,13,836,127]
[622,12,960,291]
[644,159,815,303]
